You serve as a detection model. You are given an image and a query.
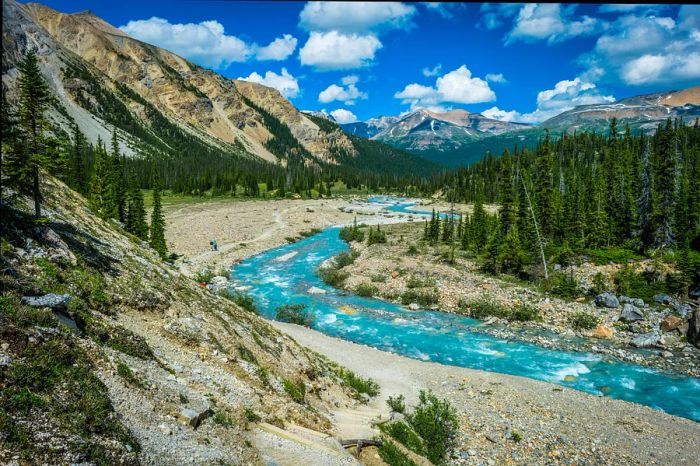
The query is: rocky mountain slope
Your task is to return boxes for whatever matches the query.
[2,0,434,175]
[0,176,377,464]
[342,87,700,167]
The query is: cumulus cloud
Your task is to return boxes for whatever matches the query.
[121,17,252,68]
[330,109,358,124]
[237,68,299,98]
[299,2,417,33]
[299,31,382,70]
[319,77,368,105]
[598,4,668,14]
[582,8,700,86]
[254,34,298,61]
[485,73,507,83]
[482,77,614,124]
[423,3,465,19]
[506,4,602,45]
[422,64,442,77]
[120,17,298,68]
[395,65,496,110]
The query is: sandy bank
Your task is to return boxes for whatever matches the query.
[272,321,700,466]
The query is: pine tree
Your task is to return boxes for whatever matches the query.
[89,138,110,218]
[652,120,677,248]
[6,50,51,218]
[126,174,148,240]
[636,137,654,250]
[109,131,127,222]
[68,124,87,194]
[149,172,168,258]
[470,195,488,251]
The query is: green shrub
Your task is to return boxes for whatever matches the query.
[387,394,406,414]
[614,262,669,303]
[406,275,435,289]
[116,361,145,389]
[244,408,261,423]
[569,311,601,330]
[550,272,580,299]
[237,344,258,365]
[318,267,350,287]
[510,304,541,322]
[407,390,458,464]
[333,367,380,398]
[218,289,258,314]
[407,244,418,255]
[299,228,322,238]
[381,421,425,457]
[371,273,388,283]
[378,440,419,466]
[591,272,607,295]
[334,250,360,268]
[511,431,522,442]
[367,225,387,245]
[462,299,540,322]
[213,411,234,427]
[282,379,306,404]
[275,303,314,327]
[400,289,439,306]
[356,283,379,297]
[340,225,365,242]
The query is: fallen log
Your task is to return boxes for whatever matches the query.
[340,439,383,457]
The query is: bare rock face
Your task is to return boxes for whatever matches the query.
[21,293,71,310]
[688,308,700,348]
[592,324,614,339]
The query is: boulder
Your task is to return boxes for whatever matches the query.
[178,407,213,429]
[21,293,71,310]
[619,303,644,322]
[630,332,662,348]
[688,308,700,348]
[619,296,645,307]
[307,286,326,295]
[672,302,692,317]
[407,303,420,311]
[654,294,673,305]
[661,315,684,333]
[592,324,614,339]
[595,292,619,309]
[210,276,229,287]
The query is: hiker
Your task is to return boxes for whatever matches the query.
[210,240,216,251]
[213,240,218,251]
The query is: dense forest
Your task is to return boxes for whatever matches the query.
[424,119,700,297]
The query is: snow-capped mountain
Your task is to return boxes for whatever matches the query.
[341,115,401,138]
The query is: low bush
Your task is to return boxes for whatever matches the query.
[550,272,580,299]
[116,361,145,389]
[569,311,601,330]
[371,273,388,283]
[406,275,435,289]
[275,303,314,327]
[217,289,258,314]
[407,390,458,464]
[510,304,541,322]
[367,225,387,245]
[340,224,365,242]
[400,289,439,306]
[380,421,425,457]
[378,440,418,466]
[213,411,234,427]
[318,267,350,287]
[333,366,380,398]
[462,299,540,322]
[299,228,322,238]
[334,250,360,268]
[407,244,419,255]
[387,394,406,414]
[356,283,379,297]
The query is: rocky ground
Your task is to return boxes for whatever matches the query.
[339,222,700,378]
[277,322,700,466]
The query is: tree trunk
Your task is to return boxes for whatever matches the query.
[33,165,40,218]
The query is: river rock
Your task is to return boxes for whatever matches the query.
[631,332,662,348]
[592,324,614,339]
[661,315,683,333]
[307,286,326,295]
[619,303,644,322]
[672,302,692,317]
[407,303,420,311]
[595,292,619,308]
[687,308,700,348]
[21,293,71,310]
[210,276,228,286]
[654,294,673,305]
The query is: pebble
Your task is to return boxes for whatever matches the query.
[467,449,477,456]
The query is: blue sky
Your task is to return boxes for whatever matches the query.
[39,1,700,124]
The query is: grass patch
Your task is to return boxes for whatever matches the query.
[282,379,306,404]
[371,273,388,283]
[405,275,435,289]
[244,408,261,423]
[213,411,235,427]
[378,440,419,466]
[333,366,380,399]
[275,303,314,327]
[218,289,258,314]
[116,361,145,389]
[237,344,258,365]
[400,289,439,306]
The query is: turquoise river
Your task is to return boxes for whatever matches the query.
[231,197,700,422]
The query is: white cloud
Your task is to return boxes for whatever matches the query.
[318,79,368,105]
[299,2,417,33]
[478,3,521,30]
[482,77,615,124]
[395,65,496,110]
[341,75,359,86]
[482,107,522,122]
[254,34,298,61]
[485,73,507,83]
[422,64,442,77]
[299,31,382,70]
[237,68,299,98]
[582,9,700,86]
[423,3,464,19]
[506,4,602,45]
[330,109,358,124]
[598,4,667,14]
[121,17,252,68]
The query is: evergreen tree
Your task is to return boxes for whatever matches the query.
[126,174,148,240]
[5,50,51,217]
[88,138,111,218]
[470,195,488,251]
[149,172,168,258]
[109,131,127,222]
[652,120,677,248]
[68,124,87,194]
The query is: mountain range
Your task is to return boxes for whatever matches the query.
[340,87,700,166]
[1,0,436,178]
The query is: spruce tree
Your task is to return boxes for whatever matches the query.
[109,131,127,222]
[126,174,148,240]
[88,138,110,218]
[6,50,51,218]
[68,124,87,194]
[149,172,168,258]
